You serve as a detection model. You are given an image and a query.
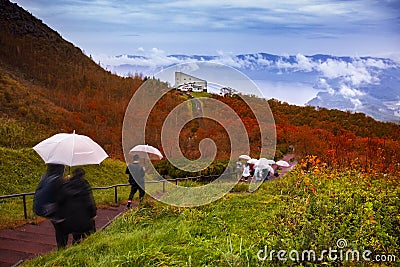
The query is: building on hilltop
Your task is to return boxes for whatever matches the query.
[174,72,207,92]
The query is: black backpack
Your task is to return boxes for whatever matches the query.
[33,174,59,217]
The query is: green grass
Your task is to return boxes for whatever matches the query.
[190,92,212,98]
[23,168,399,266]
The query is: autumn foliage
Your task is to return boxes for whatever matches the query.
[0,0,144,157]
[1,0,400,177]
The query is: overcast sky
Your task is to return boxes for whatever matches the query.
[11,0,400,58]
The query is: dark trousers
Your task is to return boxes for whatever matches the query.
[128,183,145,200]
[72,219,96,244]
[51,220,68,249]
[52,219,96,248]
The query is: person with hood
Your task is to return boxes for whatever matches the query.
[33,163,66,249]
[126,154,145,208]
[59,168,97,245]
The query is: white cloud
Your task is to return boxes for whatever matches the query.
[317,78,335,95]
[254,54,273,66]
[276,59,294,70]
[95,50,394,75]
[339,84,364,98]
[255,79,318,105]
[179,62,201,73]
[350,98,363,109]
[295,54,314,72]
[316,58,378,86]
[210,54,243,69]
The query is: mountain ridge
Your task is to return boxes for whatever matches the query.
[99,52,400,123]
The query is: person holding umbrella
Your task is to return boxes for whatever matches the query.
[33,131,108,248]
[126,154,146,208]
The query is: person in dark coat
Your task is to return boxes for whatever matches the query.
[59,168,97,245]
[126,154,145,208]
[35,163,67,249]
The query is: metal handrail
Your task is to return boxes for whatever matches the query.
[0,192,35,219]
[0,172,235,219]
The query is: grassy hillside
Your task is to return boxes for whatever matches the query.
[24,165,399,266]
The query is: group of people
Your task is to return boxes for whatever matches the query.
[238,160,278,182]
[34,154,146,249]
[34,164,97,249]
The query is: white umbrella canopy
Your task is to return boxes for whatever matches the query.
[33,131,109,166]
[239,154,251,160]
[276,160,290,167]
[264,158,276,165]
[256,158,275,169]
[129,144,163,160]
[247,158,258,164]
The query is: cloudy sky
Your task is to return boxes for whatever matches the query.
[11,0,400,58]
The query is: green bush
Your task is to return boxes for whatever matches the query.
[154,159,229,179]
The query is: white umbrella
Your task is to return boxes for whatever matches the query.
[265,158,276,165]
[130,144,163,160]
[33,131,108,166]
[256,158,275,169]
[247,158,258,164]
[276,160,290,167]
[239,154,251,160]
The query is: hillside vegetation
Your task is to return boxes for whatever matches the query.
[25,161,399,266]
[0,0,143,158]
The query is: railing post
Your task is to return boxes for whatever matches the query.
[114,186,118,203]
[22,195,27,219]
[162,180,166,193]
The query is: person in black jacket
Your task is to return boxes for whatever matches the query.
[126,154,145,208]
[34,163,67,249]
[59,168,97,245]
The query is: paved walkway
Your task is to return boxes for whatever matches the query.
[0,205,128,267]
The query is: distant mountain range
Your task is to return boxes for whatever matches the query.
[97,53,400,123]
